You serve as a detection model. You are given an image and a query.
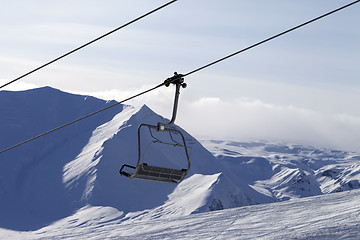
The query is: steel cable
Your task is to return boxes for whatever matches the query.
[0,82,165,154]
[0,0,178,90]
[1,0,359,154]
[183,0,360,77]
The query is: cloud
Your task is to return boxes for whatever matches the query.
[2,83,359,153]
[0,79,39,91]
[177,97,360,152]
[188,99,360,150]
[75,87,360,152]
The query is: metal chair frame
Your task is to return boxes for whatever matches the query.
[119,73,190,184]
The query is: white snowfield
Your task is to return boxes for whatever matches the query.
[1,87,360,239]
[1,189,359,239]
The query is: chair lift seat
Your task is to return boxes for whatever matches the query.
[119,73,190,184]
[120,163,188,184]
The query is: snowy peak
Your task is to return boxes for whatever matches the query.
[62,105,137,201]
[123,171,273,221]
[193,172,273,212]
[0,87,127,230]
[0,87,222,230]
[1,87,360,233]
[317,163,360,193]
[81,103,222,214]
[202,140,360,201]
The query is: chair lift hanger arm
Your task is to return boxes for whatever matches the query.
[158,72,187,130]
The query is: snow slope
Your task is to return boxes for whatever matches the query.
[0,87,238,230]
[0,87,123,230]
[1,87,360,238]
[1,189,359,239]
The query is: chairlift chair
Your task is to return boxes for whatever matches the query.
[119,73,191,184]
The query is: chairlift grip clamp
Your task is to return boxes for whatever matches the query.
[158,72,187,131]
[164,72,187,88]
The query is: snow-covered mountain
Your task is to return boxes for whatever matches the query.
[0,87,222,230]
[203,140,360,197]
[1,87,359,237]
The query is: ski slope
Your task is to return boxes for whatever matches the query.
[1,87,360,239]
[0,189,359,239]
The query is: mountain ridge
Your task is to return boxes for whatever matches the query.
[1,87,359,233]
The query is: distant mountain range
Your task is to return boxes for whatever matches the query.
[1,87,359,231]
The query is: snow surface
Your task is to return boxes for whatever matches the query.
[0,189,359,239]
[1,87,360,239]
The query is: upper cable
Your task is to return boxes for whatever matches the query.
[0,0,178,90]
[183,0,360,77]
[1,0,359,154]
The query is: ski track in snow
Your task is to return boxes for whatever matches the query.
[0,189,359,239]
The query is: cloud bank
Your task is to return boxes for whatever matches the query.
[178,97,360,152]
[2,82,359,152]
[70,87,360,153]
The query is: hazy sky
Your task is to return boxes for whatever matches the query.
[1,0,359,152]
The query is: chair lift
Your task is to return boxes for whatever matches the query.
[119,73,191,184]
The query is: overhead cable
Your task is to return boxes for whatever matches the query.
[0,83,165,154]
[183,0,360,77]
[0,0,178,90]
[1,0,359,155]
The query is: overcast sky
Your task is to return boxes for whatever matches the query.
[1,0,359,152]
